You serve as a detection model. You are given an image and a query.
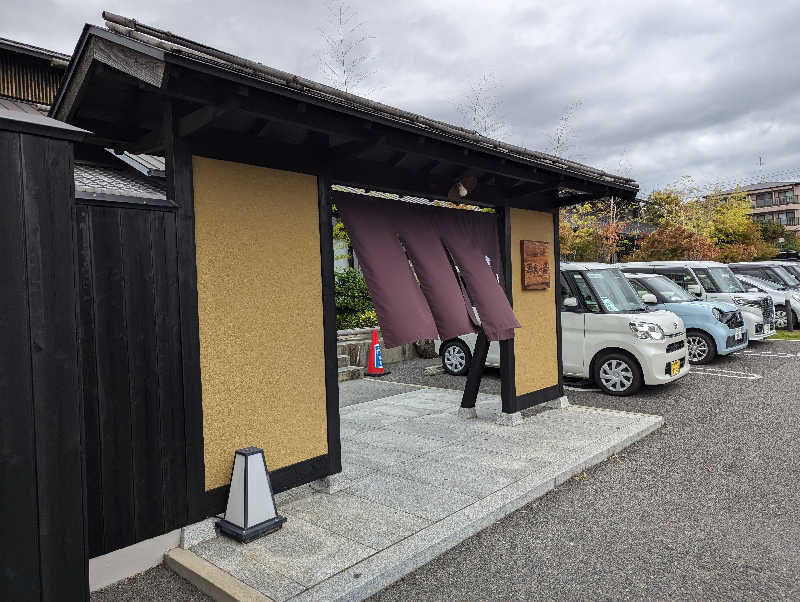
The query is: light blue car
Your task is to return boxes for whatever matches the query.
[625,273,748,364]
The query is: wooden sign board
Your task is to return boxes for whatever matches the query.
[521,240,550,290]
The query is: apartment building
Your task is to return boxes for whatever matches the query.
[742,182,800,231]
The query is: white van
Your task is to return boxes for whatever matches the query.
[617,261,775,341]
[436,262,689,396]
[734,273,800,329]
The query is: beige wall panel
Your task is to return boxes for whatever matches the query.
[510,208,559,395]
[193,156,328,491]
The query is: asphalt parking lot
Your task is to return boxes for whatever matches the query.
[371,340,800,601]
[92,341,799,601]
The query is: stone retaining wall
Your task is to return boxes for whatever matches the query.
[337,329,420,367]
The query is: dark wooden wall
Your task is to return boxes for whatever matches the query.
[75,201,188,558]
[0,48,65,105]
[0,130,87,600]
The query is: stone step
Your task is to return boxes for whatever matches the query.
[338,354,349,368]
[338,366,364,382]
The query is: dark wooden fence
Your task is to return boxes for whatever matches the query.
[0,123,87,600]
[75,200,189,558]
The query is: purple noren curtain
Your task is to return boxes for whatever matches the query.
[336,192,520,348]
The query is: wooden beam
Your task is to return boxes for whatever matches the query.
[385,151,406,167]
[161,71,559,186]
[419,160,440,175]
[184,130,505,203]
[330,136,384,159]
[246,117,270,136]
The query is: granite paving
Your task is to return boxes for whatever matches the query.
[187,387,662,601]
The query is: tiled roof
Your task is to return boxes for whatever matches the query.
[0,96,49,115]
[93,12,637,193]
[0,95,88,139]
[738,182,798,193]
[74,162,166,199]
[105,149,165,176]
[0,37,71,64]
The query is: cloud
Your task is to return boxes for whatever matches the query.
[3,0,800,194]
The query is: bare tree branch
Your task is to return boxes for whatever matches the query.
[455,74,510,139]
[549,99,583,158]
[316,1,375,94]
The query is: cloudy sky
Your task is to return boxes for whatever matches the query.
[4,0,800,195]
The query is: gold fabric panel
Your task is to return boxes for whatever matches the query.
[193,156,328,490]
[510,208,559,394]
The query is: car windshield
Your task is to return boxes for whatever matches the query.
[783,264,800,280]
[769,266,800,288]
[584,269,646,313]
[742,274,784,291]
[643,275,694,302]
[705,267,746,293]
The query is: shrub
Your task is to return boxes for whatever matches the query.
[336,308,379,330]
[334,268,378,329]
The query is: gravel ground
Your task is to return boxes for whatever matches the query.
[91,565,212,601]
[375,356,503,394]
[338,378,420,407]
[371,341,800,601]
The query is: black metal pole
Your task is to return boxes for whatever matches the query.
[461,330,489,409]
[787,304,794,332]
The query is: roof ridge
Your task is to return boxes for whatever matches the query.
[0,36,71,62]
[98,11,637,191]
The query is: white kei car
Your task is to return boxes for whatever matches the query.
[436,262,690,396]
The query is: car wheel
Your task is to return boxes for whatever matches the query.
[775,306,789,329]
[686,329,717,365]
[440,339,471,376]
[593,351,643,396]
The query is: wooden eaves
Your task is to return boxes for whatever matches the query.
[51,13,639,209]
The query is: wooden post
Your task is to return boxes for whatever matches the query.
[318,172,342,475]
[497,206,517,414]
[461,330,489,409]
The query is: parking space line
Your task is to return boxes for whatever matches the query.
[742,351,799,358]
[689,367,761,380]
[564,385,601,392]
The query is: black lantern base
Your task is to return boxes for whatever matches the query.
[217,514,287,543]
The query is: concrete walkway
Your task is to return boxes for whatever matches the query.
[187,388,662,601]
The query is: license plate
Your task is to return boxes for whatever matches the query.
[670,359,680,376]
[735,327,743,341]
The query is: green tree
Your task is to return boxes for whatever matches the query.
[759,221,786,245]
[559,203,626,262]
[642,180,714,235]
[706,188,776,261]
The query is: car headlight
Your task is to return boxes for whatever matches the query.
[629,321,665,340]
[712,307,722,321]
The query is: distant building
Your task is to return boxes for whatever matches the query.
[0,37,70,107]
[737,182,800,231]
[1,36,166,203]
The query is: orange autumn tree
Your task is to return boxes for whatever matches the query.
[560,203,627,263]
[628,224,719,261]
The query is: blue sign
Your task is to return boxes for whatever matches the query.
[374,344,383,368]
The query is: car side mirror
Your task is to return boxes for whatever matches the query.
[641,293,658,304]
[563,297,578,308]
[687,284,703,296]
